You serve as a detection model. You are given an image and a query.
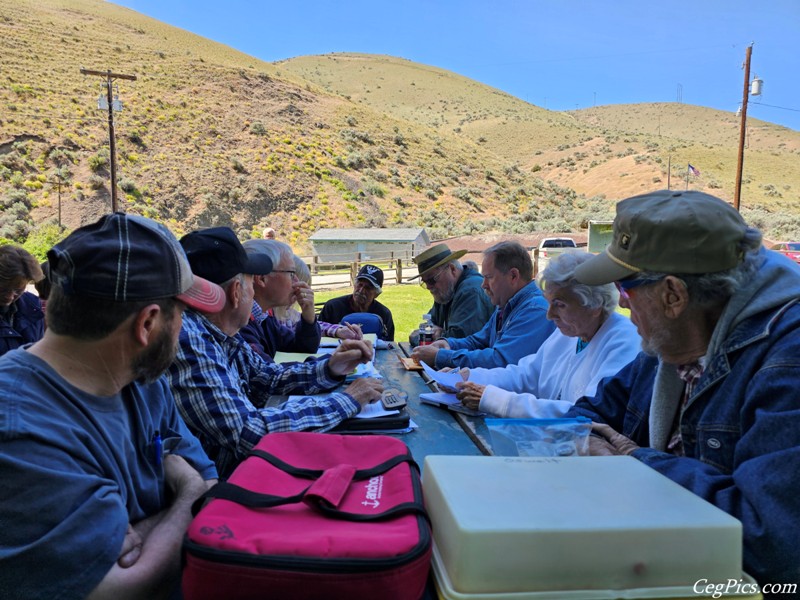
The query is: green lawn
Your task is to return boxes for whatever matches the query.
[314,284,433,342]
[314,284,631,342]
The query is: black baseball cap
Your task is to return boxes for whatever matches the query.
[48,212,225,312]
[357,264,384,290]
[180,227,273,284]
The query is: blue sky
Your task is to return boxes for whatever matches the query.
[111,0,800,131]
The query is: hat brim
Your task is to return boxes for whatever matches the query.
[177,275,226,313]
[242,254,273,276]
[573,248,639,285]
[356,275,382,291]
[408,249,469,280]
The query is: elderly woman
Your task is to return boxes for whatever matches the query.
[0,245,45,357]
[456,252,640,418]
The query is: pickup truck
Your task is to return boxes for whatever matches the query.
[536,237,584,273]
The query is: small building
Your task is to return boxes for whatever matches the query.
[309,228,429,262]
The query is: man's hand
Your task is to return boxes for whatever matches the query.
[455,381,485,411]
[410,343,439,367]
[336,323,363,340]
[292,282,316,323]
[327,339,373,377]
[588,422,640,456]
[344,377,384,407]
[431,325,443,341]
[116,524,144,568]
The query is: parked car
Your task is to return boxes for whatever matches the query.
[536,237,584,273]
[770,242,800,265]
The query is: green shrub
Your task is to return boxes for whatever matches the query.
[23,223,67,261]
[88,151,109,172]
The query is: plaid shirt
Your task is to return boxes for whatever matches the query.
[167,310,359,475]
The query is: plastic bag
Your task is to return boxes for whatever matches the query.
[486,417,592,457]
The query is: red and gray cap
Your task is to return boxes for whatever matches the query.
[48,212,225,313]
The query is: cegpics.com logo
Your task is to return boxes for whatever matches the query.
[694,578,797,598]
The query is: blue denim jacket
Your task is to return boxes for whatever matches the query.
[569,250,800,586]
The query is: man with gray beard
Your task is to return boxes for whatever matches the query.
[409,243,493,344]
[566,190,800,590]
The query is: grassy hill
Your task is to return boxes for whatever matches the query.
[0,0,603,256]
[2,0,799,260]
[281,53,800,236]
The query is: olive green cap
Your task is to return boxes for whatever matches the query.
[574,190,747,285]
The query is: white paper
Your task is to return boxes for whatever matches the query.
[286,394,397,419]
[419,391,460,406]
[421,362,463,390]
[353,401,400,420]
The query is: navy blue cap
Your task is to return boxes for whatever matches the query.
[180,227,273,284]
[48,212,225,312]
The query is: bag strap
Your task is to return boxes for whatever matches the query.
[194,479,429,524]
[248,448,420,480]
[192,482,309,516]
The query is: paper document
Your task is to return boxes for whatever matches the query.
[421,362,463,391]
[353,402,400,420]
[286,395,397,419]
[319,337,340,348]
[273,351,325,364]
[420,392,486,417]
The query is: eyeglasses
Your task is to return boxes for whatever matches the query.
[419,267,446,288]
[0,286,26,298]
[272,269,297,279]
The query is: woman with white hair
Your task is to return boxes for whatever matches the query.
[456,252,641,418]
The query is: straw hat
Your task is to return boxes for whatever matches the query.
[410,244,468,280]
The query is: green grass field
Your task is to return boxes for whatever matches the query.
[314,283,631,342]
[314,284,433,342]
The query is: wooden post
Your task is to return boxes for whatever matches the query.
[734,44,753,212]
[312,255,318,275]
[396,258,403,284]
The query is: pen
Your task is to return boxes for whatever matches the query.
[152,431,162,467]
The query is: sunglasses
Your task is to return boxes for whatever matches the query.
[614,276,665,301]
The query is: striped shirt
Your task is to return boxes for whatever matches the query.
[167,310,359,476]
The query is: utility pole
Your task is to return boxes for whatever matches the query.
[734,44,753,212]
[48,174,66,228]
[667,155,671,190]
[80,68,136,213]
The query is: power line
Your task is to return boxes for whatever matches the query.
[750,101,800,114]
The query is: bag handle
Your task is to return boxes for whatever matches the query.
[194,479,429,524]
[248,448,420,480]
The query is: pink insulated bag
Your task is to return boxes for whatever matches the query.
[182,432,432,600]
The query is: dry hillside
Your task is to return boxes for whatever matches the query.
[282,53,800,236]
[0,0,602,256]
[1,2,799,259]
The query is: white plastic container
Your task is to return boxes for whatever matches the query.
[423,456,744,597]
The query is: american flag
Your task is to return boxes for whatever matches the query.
[688,164,700,177]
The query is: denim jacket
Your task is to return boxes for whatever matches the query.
[568,250,800,586]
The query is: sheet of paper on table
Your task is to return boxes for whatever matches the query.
[287,395,398,419]
[273,351,327,364]
[420,392,487,417]
[319,336,340,348]
[421,362,463,391]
